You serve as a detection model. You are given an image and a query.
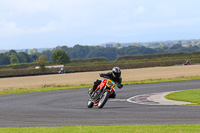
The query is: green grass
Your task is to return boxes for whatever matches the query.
[1,76,200,95]
[0,85,91,95]
[1,125,200,133]
[165,88,200,105]
[123,77,200,85]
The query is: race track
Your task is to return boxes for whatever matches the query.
[0,80,200,127]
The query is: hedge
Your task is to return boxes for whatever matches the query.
[1,58,200,78]
[117,52,200,61]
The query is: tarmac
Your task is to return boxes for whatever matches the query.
[1,81,200,127]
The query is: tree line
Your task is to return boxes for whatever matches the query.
[0,43,200,65]
[0,49,70,66]
[58,43,200,60]
[0,50,34,65]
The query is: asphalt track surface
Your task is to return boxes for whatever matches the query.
[0,80,200,127]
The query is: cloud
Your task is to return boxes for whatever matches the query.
[0,21,23,37]
[38,21,62,32]
[0,20,62,37]
[134,6,146,16]
[0,0,50,13]
[1,0,200,39]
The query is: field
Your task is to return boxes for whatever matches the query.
[0,64,200,91]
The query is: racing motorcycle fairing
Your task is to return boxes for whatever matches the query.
[88,79,116,108]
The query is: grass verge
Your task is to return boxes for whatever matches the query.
[0,85,91,95]
[123,76,200,85]
[1,76,200,95]
[1,125,200,133]
[165,88,200,105]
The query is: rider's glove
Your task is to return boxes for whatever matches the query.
[118,84,123,89]
[99,73,104,77]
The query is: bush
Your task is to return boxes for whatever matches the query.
[71,57,108,63]
[116,52,200,61]
[0,68,59,78]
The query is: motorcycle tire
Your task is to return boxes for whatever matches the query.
[87,99,94,108]
[98,91,110,108]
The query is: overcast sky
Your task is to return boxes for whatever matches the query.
[1,0,200,50]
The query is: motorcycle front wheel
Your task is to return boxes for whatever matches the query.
[98,91,110,108]
[87,99,94,108]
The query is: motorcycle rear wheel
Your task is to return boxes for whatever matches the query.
[98,91,110,108]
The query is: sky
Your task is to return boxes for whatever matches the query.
[1,0,200,50]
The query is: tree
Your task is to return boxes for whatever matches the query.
[51,50,70,64]
[28,49,40,62]
[17,52,29,63]
[5,50,17,56]
[28,48,38,55]
[31,54,39,61]
[70,45,90,59]
[61,46,69,51]
[0,54,10,65]
[170,44,183,50]
[10,57,18,65]
[37,55,47,72]
[41,50,52,61]
[159,44,169,50]
[114,43,121,48]
[5,50,18,60]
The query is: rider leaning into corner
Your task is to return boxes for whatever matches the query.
[88,67,123,98]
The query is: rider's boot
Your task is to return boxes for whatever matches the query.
[109,90,116,98]
[88,79,102,95]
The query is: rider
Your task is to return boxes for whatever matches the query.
[184,60,191,65]
[89,67,123,98]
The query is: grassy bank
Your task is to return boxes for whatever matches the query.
[165,88,200,105]
[1,76,200,95]
[0,85,91,95]
[1,125,200,133]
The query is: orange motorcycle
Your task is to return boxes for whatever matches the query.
[87,78,116,108]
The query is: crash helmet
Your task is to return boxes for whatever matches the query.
[112,67,121,78]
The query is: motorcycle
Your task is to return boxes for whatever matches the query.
[58,70,65,74]
[87,78,116,108]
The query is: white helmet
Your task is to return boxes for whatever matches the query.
[112,67,121,78]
